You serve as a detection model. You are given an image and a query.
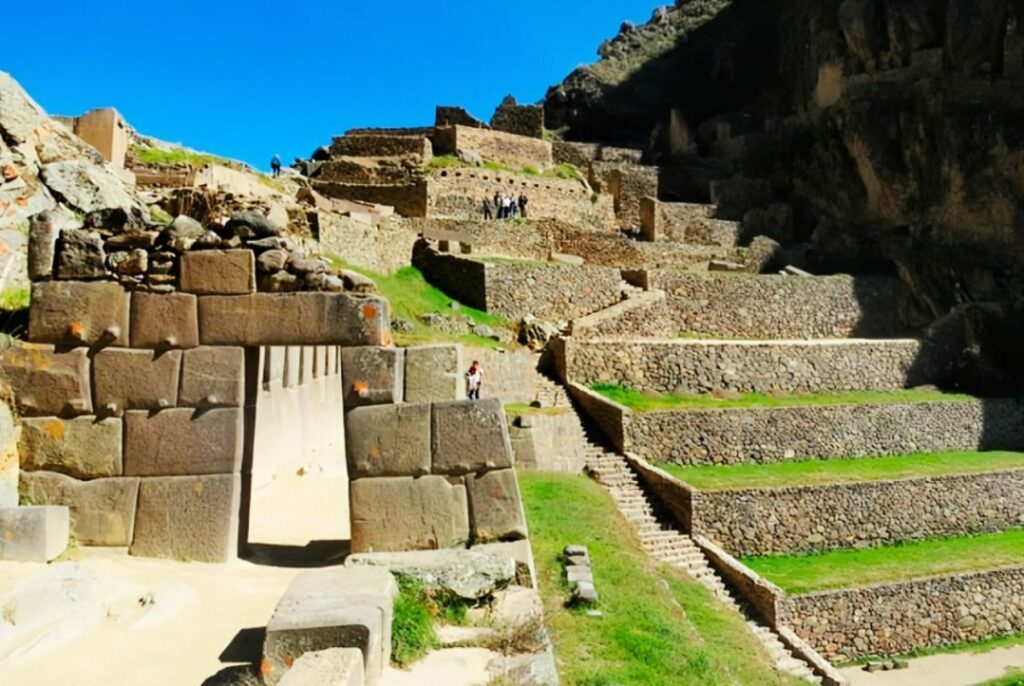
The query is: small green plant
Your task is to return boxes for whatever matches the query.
[0,287,30,312]
[391,576,438,667]
[131,145,227,167]
[590,192,599,204]
[148,205,174,225]
[483,617,548,655]
[550,163,583,181]
[426,154,463,170]
[521,166,539,176]
[18,493,36,507]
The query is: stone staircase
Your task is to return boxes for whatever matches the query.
[581,432,824,685]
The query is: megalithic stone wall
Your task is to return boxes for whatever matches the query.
[9,237,390,563]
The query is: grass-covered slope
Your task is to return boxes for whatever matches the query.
[519,472,802,686]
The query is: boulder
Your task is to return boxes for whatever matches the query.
[350,476,469,552]
[166,215,206,242]
[107,248,147,276]
[346,548,517,600]
[19,471,139,546]
[27,209,77,280]
[257,249,290,274]
[260,270,302,292]
[339,269,376,294]
[345,403,431,478]
[40,160,146,222]
[226,209,279,238]
[0,71,48,145]
[431,399,514,474]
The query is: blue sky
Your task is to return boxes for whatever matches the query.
[6,1,657,170]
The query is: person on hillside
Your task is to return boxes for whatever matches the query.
[518,193,529,219]
[270,154,282,178]
[493,191,502,218]
[501,195,511,220]
[483,197,493,220]
[509,194,518,219]
[465,360,484,400]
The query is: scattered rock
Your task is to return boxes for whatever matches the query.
[256,249,289,274]
[56,229,106,279]
[226,210,279,239]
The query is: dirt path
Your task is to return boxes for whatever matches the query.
[842,646,1024,686]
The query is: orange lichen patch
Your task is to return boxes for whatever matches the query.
[68,321,85,338]
[352,380,369,394]
[368,446,382,461]
[14,197,27,207]
[284,656,295,668]
[1,164,17,180]
[192,481,205,496]
[362,304,378,320]
[259,660,271,677]
[44,419,65,441]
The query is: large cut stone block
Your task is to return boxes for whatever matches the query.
[19,471,139,546]
[19,416,122,479]
[93,348,182,414]
[0,505,69,562]
[130,292,199,349]
[180,249,256,295]
[123,408,243,476]
[278,648,364,686]
[345,403,431,478]
[198,293,391,346]
[346,548,517,600]
[341,347,404,407]
[130,473,240,562]
[404,345,462,403]
[467,469,528,543]
[264,566,397,686]
[179,346,246,408]
[0,344,92,417]
[350,476,469,553]
[0,403,18,508]
[28,281,129,347]
[431,399,514,474]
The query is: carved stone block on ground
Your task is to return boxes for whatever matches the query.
[278,648,364,686]
[198,293,390,346]
[93,348,182,414]
[0,344,92,417]
[179,249,256,295]
[19,471,139,546]
[28,281,129,347]
[341,346,404,407]
[346,547,516,600]
[263,566,398,685]
[404,345,462,403]
[129,473,240,562]
[130,292,199,349]
[467,469,528,543]
[123,408,243,476]
[345,403,430,478]
[431,399,514,474]
[19,416,122,479]
[350,475,469,553]
[178,346,246,408]
[0,505,69,562]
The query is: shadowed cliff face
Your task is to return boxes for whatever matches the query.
[546,0,1024,392]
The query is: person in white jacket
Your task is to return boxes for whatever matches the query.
[465,360,483,400]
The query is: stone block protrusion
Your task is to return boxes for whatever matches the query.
[431,399,514,474]
[179,347,246,408]
[28,280,129,347]
[129,473,240,563]
[92,348,182,414]
[19,416,122,479]
[263,566,398,686]
[277,648,364,686]
[198,293,391,346]
[341,346,404,407]
[178,249,256,295]
[350,476,469,553]
[129,292,199,349]
[19,471,139,546]
[404,344,462,403]
[123,408,243,476]
[0,505,70,562]
[0,344,92,417]
[345,403,431,478]
[466,468,528,543]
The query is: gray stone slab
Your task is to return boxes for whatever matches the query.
[179,249,256,295]
[476,540,538,588]
[467,469,528,543]
[123,408,243,476]
[130,292,200,349]
[404,345,462,403]
[0,344,92,417]
[198,293,391,347]
[346,547,516,600]
[129,473,240,563]
[92,348,181,414]
[345,403,430,478]
[0,505,69,562]
[28,280,129,347]
[566,567,594,584]
[350,476,469,553]
[19,471,139,546]
[264,566,398,686]
[278,648,364,686]
[341,346,404,407]
[178,346,245,408]
[19,415,122,479]
[431,399,514,475]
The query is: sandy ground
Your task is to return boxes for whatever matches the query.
[0,548,298,686]
[379,647,500,686]
[843,645,1024,686]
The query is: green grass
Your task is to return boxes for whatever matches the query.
[131,144,227,167]
[326,259,509,349]
[430,156,583,183]
[590,382,975,412]
[519,472,802,686]
[0,287,30,312]
[744,528,1024,595]
[550,162,583,181]
[661,450,1024,491]
[974,672,1024,686]
[391,576,439,667]
[426,154,463,170]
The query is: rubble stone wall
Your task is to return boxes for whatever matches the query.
[329,134,432,159]
[590,163,658,230]
[433,125,553,168]
[491,101,545,139]
[639,198,739,247]
[319,214,418,274]
[570,290,674,340]
[313,180,429,218]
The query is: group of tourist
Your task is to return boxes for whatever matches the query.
[482,192,528,220]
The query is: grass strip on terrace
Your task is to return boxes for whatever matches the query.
[518,472,803,686]
[743,528,1024,595]
[660,451,1024,491]
[591,382,974,412]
